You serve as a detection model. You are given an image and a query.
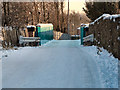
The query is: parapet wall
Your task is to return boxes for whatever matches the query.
[89,14,120,60]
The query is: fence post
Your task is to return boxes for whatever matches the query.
[81,27,84,45]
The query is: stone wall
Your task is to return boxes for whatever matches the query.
[89,15,120,60]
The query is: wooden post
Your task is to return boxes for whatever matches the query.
[67,0,69,34]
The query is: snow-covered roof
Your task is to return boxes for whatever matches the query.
[36,23,53,27]
[77,27,81,30]
[90,14,120,25]
[77,24,89,30]
[27,25,36,28]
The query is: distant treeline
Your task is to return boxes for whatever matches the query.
[1,2,90,34]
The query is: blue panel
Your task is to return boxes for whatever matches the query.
[81,27,84,45]
[36,26,53,45]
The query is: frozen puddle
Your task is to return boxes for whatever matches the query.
[2,40,118,88]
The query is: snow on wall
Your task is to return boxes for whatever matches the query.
[90,14,120,25]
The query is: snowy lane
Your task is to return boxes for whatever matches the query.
[2,40,103,88]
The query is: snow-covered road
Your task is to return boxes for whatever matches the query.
[2,40,117,88]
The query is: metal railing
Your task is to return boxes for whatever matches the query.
[19,36,40,45]
[83,34,94,42]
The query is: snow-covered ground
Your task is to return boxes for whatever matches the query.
[0,50,2,90]
[0,55,1,90]
[0,29,2,89]
[2,40,118,88]
[82,46,118,88]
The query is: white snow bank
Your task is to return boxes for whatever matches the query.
[90,14,120,25]
[82,46,118,88]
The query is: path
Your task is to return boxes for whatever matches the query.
[2,40,103,88]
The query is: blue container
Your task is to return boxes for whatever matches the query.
[81,27,84,45]
[36,24,53,45]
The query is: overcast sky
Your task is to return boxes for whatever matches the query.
[64,0,85,13]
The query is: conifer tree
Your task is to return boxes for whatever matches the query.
[83,1,117,21]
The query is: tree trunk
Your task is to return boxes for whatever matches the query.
[43,2,46,23]
[54,2,59,31]
[61,2,64,32]
[3,2,7,26]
